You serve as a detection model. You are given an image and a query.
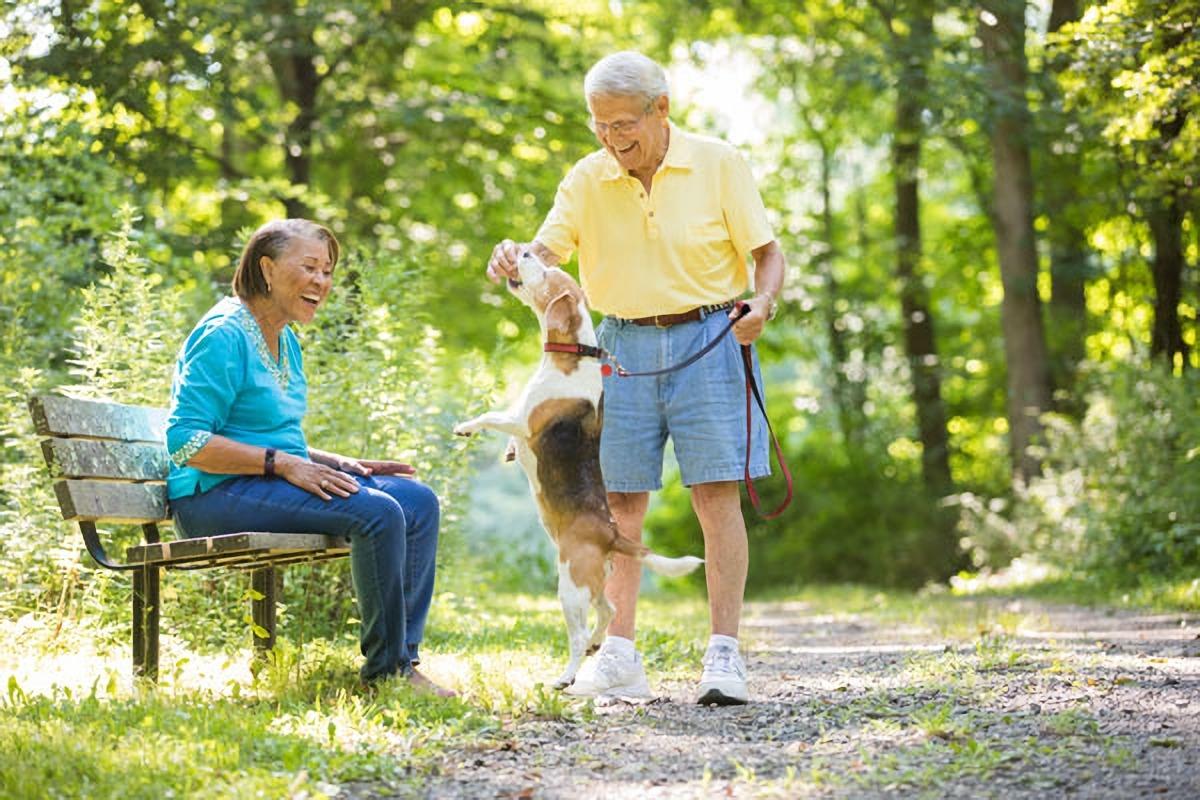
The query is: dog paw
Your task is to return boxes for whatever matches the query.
[586,643,600,656]
[503,437,518,462]
[452,423,476,437]
[552,675,575,690]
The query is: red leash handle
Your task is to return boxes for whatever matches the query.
[741,344,793,519]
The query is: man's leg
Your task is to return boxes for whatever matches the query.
[605,490,649,638]
[691,480,750,705]
[689,481,748,636]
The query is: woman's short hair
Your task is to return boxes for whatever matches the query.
[232,218,340,300]
[584,51,669,105]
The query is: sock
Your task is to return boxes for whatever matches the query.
[708,633,739,652]
[603,635,636,658]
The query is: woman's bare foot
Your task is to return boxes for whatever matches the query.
[409,668,456,698]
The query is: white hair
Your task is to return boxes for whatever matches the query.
[583,51,669,104]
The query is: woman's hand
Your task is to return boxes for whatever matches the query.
[277,452,361,500]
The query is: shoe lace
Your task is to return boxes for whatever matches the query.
[596,648,635,680]
[703,646,744,677]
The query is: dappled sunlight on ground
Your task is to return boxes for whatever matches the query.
[1,614,267,699]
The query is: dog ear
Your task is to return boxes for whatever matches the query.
[544,291,580,337]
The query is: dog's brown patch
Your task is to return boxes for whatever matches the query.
[539,272,587,375]
[528,397,647,574]
[528,397,607,520]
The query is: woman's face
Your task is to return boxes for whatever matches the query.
[588,93,670,177]
[261,236,334,324]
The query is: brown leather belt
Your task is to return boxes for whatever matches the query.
[623,300,737,328]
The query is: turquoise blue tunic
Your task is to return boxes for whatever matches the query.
[166,296,310,499]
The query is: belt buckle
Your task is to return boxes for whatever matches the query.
[654,314,668,328]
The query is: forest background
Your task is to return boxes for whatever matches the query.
[1,0,1198,650]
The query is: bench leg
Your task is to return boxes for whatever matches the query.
[132,564,160,681]
[251,567,277,654]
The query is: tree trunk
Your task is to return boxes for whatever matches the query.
[1043,0,1089,411]
[893,4,953,500]
[265,0,321,218]
[981,0,1055,483]
[1147,193,1188,369]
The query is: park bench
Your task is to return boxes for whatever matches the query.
[29,393,350,681]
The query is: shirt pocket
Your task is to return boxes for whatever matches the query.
[685,219,736,276]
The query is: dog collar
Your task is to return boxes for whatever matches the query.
[543,343,615,376]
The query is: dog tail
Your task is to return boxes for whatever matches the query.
[642,553,705,577]
[610,534,703,577]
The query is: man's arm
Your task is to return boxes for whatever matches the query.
[732,239,786,345]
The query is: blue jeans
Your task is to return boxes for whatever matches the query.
[597,309,770,491]
[171,474,441,682]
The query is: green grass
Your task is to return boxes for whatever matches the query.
[0,590,710,799]
[996,574,1200,612]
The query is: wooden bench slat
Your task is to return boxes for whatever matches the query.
[54,479,168,523]
[30,395,168,443]
[169,550,351,571]
[127,532,350,567]
[42,438,168,481]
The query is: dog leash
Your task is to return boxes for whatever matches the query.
[544,302,793,519]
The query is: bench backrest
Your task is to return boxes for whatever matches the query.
[30,395,171,524]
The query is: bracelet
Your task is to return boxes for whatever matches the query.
[264,447,277,478]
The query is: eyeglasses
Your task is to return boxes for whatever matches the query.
[588,103,653,137]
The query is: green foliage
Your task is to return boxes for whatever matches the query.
[648,428,958,590]
[0,205,190,618]
[1054,0,1200,197]
[66,206,191,406]
[959,363,1200,581]
[0,103,134,371]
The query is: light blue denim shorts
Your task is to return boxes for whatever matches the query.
[597,308,771,491]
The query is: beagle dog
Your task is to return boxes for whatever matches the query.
[454,251,703,689]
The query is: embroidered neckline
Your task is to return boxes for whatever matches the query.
[232,301,291,390]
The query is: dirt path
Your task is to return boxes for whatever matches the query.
[410,597,1199,798]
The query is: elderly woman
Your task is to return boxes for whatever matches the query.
[487,51,786,705]
[167,218,452,694]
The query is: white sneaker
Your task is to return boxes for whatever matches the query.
[697,643,749,705]
[564,644,652,699]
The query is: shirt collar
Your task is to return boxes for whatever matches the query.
[598,122,694,182]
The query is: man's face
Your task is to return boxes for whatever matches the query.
[588,93,669,176]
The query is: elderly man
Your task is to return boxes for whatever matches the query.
[487,50,785,705]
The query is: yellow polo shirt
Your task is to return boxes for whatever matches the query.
[534,123,775,319]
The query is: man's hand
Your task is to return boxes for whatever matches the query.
[730,294,774,345]
[357,459,418,477]
[487,239,524,283]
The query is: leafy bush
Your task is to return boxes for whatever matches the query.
[647,426,961,591]
[958,363,1200,581]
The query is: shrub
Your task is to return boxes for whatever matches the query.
[958,363,1200,581]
